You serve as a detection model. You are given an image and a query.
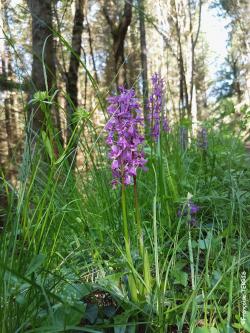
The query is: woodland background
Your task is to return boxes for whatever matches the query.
[0,0,250,185]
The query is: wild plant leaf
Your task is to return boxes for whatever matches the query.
[26,254,45,276]
[85,304,98,324]
[62,283,91,301]
[41,131,54,162]
[114,326,126,333]
[198,232,213,250]
[113,311,131,333]
[172,269,188,287]
[194,328,219,333]
[211,270,222,286]
[47,302,86,328]
[126,325,136,333]
[104,305,117,318]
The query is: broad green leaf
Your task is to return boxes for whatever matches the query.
[26,254,45,276]
[53,302,86,327]
[194,328,219,333]
[198,232,213,250]
[104,305,116,318]
[194,328,210,333]
[85,304,98,324]
[172,270,188,287]
[62,283,91,301]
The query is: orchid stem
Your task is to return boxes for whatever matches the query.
[133,176,144,258]
[121,178,138,302]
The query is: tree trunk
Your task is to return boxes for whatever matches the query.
[138,0,149,125]
[27,0,57,133]
[86,16,99,84]
[0,0,20,228]
[66,0,85,143]
[244,1,250,104]
[103,0,133,89]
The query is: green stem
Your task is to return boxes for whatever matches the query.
[153,194,160,312]
[121,180,129,246]
[133,176,144,258]
[188,226,195,291]
[121,178,138,302]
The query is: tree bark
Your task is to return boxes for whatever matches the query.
[27,0,57,133]
[175,11,189,116]
[103,0,133,89]
[86,15,99,84]
[138,0,149,125]
[66,0,85,142]
[0,0,20,229]
[244,0,250,104]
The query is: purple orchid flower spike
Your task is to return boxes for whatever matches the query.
[178,200,200,226]
[105,87,147,187]
[189,202,200,214]
[147,73,169,140]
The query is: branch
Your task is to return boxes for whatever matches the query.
[103,5,116,34]
[117,0,133,35]
[0,74,29,91]
[193,0,202,49]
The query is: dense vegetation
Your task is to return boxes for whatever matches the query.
[0,0,250,332]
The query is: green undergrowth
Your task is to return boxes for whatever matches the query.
[0,121,249,333]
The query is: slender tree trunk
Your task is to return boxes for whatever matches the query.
[244,1,250,104]
[174,0,189,118]
[86,16,99,84]
[0,0,8,230]
[103,0,133,89]
[138,0,148,125]
[66,0,85,143]
[82,47,88,108]
[27,0,57,133]
[0,92,9,229]
[0,0,20,228]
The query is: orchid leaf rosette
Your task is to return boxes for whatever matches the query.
[105,87,147,188]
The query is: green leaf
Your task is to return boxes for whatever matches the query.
[172,270,188,287]
[194,328,210,333]
[62,283,91,301]
[41,131,54,162]
[211,270,222,286]
[209,328,219,333]
[72,107,90,123]
[127,325,136,333]
[53,302,86,327]
[85,304,98,324]
[104,305,116,318]
[26,254,45,276]
[114,325,126,333]
[55,152,67,165]
[194,328,219,333]
[198,232,213,250]
[114,311,130,333]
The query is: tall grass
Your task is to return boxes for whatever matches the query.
[1,110,249,332]
[0,31,250,333]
